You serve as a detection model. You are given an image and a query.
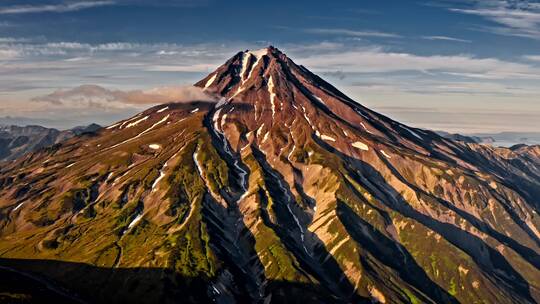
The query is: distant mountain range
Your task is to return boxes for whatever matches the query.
[0,47,539,303]
[438,131,540,147]
[0,124,101,162]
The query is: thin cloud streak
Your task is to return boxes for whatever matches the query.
[304,28,401,38]
[422,35,471,43]
[0,1,115,14]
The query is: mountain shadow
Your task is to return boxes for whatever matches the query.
[0,258,360,304]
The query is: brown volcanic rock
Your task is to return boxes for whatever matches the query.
[0,47,539,304]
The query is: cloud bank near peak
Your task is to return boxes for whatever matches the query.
[32,84,215,109]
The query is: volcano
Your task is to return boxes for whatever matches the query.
[1,47,539,304]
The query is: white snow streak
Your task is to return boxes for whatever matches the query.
[402,126,423,140]
[125,116,149,128]
[360,122,373,134]
[140,114,170,136]
[287,145,296,161]
[109,114,170,150]
[321,135,336,142]
[152,166,167,192]
[301,105,313,127]
[204,74,217,89]
[149,144,161,150]
[380,150,391,159]
[157,106,169,113]
[316,131,336,142]
[240,53,251,81]
[268,76,278,120]
[106,122,121,130]
[127,213,143,230]
[213,108,223,131]
[314,95,325,105]
[262,132,270,143]
[13,202,24,211]
[119,113,142,129]
[191,108,199,113]
[256,123,265,138]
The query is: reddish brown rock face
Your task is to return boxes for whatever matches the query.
[0,47,539,304]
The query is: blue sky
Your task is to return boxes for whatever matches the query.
[0,0,539,132]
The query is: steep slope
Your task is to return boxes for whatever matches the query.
[0,47,539,304]
[0,124,101,162]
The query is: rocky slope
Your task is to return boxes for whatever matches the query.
[0,47,539,304]
[0,124,101,162]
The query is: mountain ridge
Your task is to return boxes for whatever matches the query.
[0,123,101,162]
[0,47,539,304]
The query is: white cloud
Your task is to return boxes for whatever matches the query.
[524,54,540,61]
[422,35,471,43]
[0,1,115,14]
[448,0,540,39]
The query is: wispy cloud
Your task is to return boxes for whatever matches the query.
[304,28,401,38]
[0,1,115,15]
[524,54,540,61]
[448,0,540,39]
[422,35,471,43]
[295,47,540,79]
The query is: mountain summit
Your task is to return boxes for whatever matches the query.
[1,47,539,304]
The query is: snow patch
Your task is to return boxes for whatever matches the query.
[157,106,169,113]
[316,131,336,142]
[190,108,199,113]
[352,141,369,151]
[149,144,161,150]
